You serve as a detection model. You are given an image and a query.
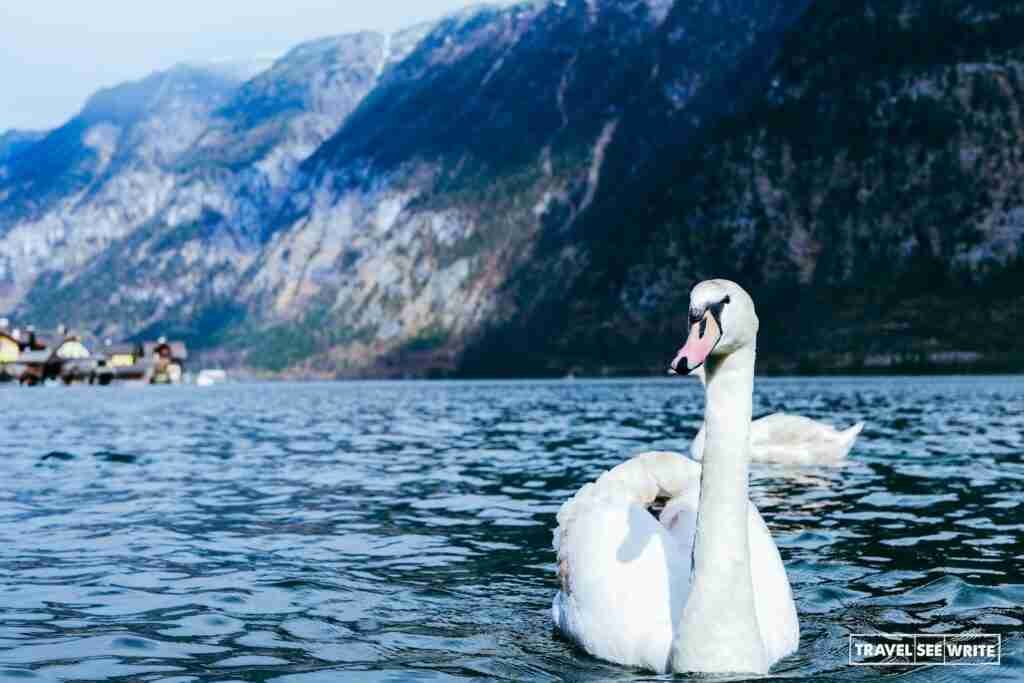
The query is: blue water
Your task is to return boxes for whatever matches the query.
[0,377,1021,681]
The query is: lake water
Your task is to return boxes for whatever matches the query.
[0,377,1021,682]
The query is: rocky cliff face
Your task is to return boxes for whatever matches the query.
[0,27,425,351]
[240,0,681,374]
[518,0,1024,375]
[2,0,1022,376]
[0,65,242,312]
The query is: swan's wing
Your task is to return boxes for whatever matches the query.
[661,481,801,665]
[751,413,822,445]
[553,452,700,672]
[690,424,707,462]
[553,452,799,669]
[750,414,864,464]
[747,502,800,663]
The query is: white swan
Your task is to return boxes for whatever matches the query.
[688,370,864,464]
[552,279,799,674]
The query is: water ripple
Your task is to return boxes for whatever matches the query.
[0,377,1021,680]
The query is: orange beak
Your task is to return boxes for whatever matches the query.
[668,311,721,375]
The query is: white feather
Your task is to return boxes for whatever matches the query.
[692,413,864,464]
[552,451,799,672]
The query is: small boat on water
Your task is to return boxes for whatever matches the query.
[196,369,228,386]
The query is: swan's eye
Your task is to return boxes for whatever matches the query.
[698,317,707,339]
[707,295,731,327]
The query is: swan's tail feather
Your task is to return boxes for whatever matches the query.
[837,422,865,458]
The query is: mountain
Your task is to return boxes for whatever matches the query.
[238,0,685,373]
[1,0,1022,376]
[0,25,430,349]
[0,64,243,312]
[0,130,45,168]
[510,0,1024,375]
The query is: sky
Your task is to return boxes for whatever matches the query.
[0,1,495,132]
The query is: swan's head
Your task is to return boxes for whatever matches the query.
[669,279,758,374]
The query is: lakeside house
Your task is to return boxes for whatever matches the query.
[0,323,22,381]
[144,338,188,384]
[0,320,189,386]
[0,328,20,364]
[105,342,140,368]
[16,329,96,385]
[92,340,147,385]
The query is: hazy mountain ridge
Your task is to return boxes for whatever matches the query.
[0,65,244,312]
[0,24,429,341]
[0,130,45,169]
[2,0,1022,376]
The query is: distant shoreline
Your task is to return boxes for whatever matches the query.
[6,371,1020,386]
[223,363,1024,382]
[89,348,1024,382]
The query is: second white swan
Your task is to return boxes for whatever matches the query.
[688,367,864,465]
[691,411,864,465]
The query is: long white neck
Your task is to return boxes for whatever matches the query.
[671,343,768,673]
[694,345,754,581]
